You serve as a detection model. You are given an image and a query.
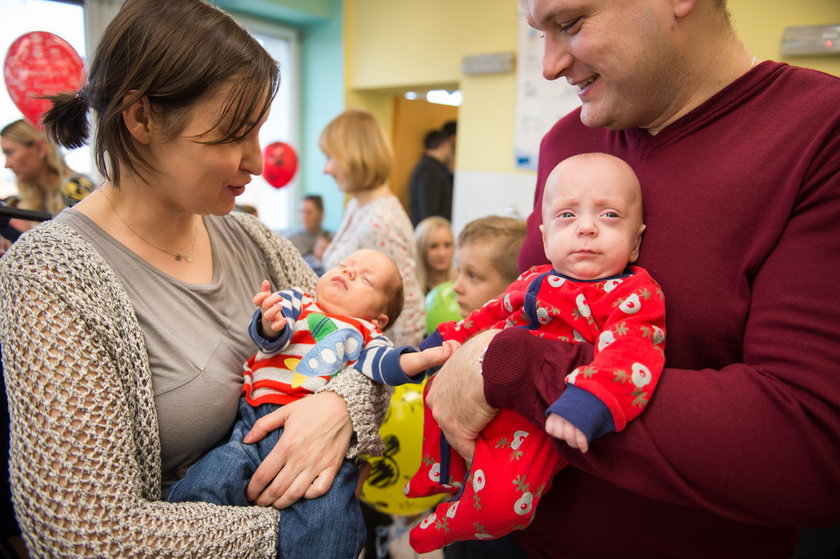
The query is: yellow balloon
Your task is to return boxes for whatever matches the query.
[360,379,444,516]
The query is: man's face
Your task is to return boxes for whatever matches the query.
[300,200,323,232]
[520,0,685,132]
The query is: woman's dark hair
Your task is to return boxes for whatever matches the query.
[42,0,280,187]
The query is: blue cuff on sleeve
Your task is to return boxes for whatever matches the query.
[419,330,444,350]
[248,308,290,353]
[546,385,615,443]
[381,346,423,385]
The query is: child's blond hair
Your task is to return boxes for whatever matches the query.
[457,216,526,284]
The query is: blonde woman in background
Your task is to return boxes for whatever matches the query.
[0,119,93,234]
[319,109,425,347]
[414,216,456,294]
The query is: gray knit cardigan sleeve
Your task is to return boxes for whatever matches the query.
[0,213,389,558]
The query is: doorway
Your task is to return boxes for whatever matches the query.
[390,96,458,213]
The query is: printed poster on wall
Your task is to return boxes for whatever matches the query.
[514,14,581,170]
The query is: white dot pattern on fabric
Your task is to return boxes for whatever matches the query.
[598,330,615,350]
[576,294,592,318]
[514,492,534,516]
[321,348,337,364]
[632,362,653,387]
[547,275,566,288]
[473,469,486,492]
[619,293,642,314]
[511,431,529,450]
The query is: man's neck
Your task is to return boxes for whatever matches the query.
[646,10,753,135]
[426,146,450,165]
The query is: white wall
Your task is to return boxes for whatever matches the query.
[451,170,536,236]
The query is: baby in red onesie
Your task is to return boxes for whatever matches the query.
[407,152,666,552]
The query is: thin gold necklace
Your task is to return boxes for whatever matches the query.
[102,190,198,263]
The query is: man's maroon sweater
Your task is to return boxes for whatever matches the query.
[482,62,840,558]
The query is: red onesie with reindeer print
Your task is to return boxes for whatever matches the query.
[407,264,666,553]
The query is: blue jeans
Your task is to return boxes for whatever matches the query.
[167,398,365,559]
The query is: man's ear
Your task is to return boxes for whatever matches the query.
[122,96,154,145]
[372,313,389,331]
[671,0,699,19]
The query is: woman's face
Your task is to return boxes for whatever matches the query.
[426,226,454,274]
[142,83,269,216]
[323,154,350,192]
[1,137,44,183]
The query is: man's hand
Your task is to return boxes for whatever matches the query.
[426,329,501,462]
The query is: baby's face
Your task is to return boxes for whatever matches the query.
[451,241,510,317]
[540,154,645,280]
[316,249,398,329]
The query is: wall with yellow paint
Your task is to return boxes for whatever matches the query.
[344,0,839,176]
[730,1,840,77]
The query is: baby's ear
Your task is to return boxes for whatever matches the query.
[372,313,389,331]
[629,223,646,262]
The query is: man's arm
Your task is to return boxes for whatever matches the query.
[483,193,840,528]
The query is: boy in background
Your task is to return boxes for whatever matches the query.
[450,216,526,317]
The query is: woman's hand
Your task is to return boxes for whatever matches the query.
[243,390,353,508]
[426,329,501,462]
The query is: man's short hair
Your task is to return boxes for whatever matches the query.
[303,194,324,213]
[424,129,448,150]
[424,121,457,150]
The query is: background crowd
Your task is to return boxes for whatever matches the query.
[0,0,838,558]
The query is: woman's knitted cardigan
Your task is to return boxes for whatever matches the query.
[0,212,391,558]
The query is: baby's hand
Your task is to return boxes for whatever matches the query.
[402,340,463,378]
[545,413,589,453]
[252,280,287,339]
[427,339,462,367]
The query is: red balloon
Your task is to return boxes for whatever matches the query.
[3,31,85,129]
[263,141,298,189]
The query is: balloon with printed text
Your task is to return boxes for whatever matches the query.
[3,32,85,128]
